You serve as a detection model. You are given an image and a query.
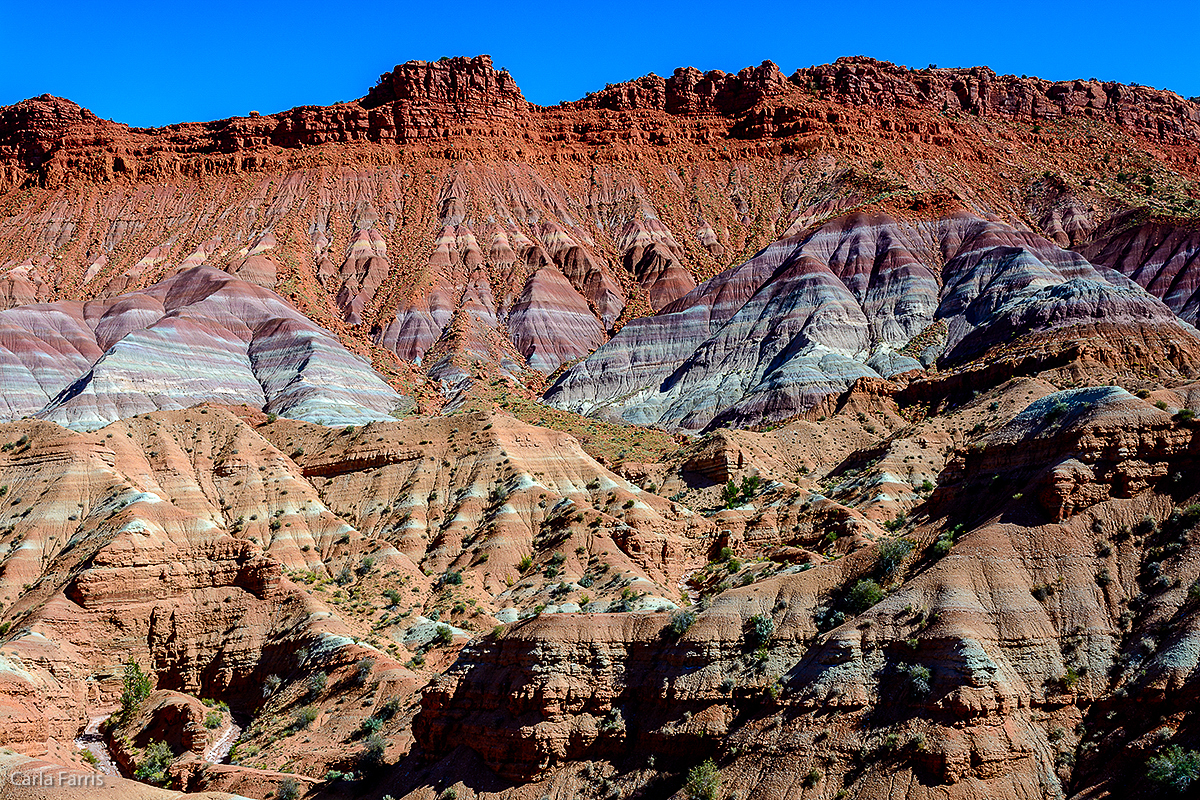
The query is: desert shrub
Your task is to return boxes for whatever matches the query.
[1147,745,1200,792]
[262,674,282,697]
[442,570,463,586]
[518,555,533,573]
[685,758,720,800]
[277,778,300,800]
[292,705,318,730]
[434,624,454,646]
[1046,398,1071,420]
[665,610,696,640]
[814,607,845,632]
[376,697,401,719]
[901,662,932,695]
[848,579,885,613]
[204,710,223,729]
[135,740,174,786]
[745,614,774,649]
[878,538,914,577]
[307,670,327,700]
[354,657,375,686]
[359,733,389,770]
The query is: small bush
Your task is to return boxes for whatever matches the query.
[354,657,375,686]
[932,533,953,557]
[262,674,282,697]
[848,579,885,613]
[665,610,696,640]
[442,570,463,585]
[434,624,454,646]
[204,710,223,729]
[878,538,914,578]
[277,778,300,800]
[518,555,533,573]
[359,733,389,771]
[803,768,822,788]
[745,614,774,649]
[135,740,175,786]
[292,705,318,730]
[685,758,720,800]
[1147,745,1200,792]
[901,662,932,695]
[307,671,327,700]
[119,659,153,725]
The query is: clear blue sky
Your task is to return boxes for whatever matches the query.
[3,0,1198,127]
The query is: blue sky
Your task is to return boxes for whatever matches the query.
[3,0,1197,127]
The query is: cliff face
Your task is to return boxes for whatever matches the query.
[0,54,1197,423]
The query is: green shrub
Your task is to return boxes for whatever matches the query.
[277,777,300,800]
[307,670,327,699]
[518,555,533,573]
[665,610,696,640]
[292,705,318,730]
[901,662,932,695]
[434,624,454,645]
[134,740,174,786]
[932,534,953,557]
[745,614,774,649]
[684,758,720,800]
[878,538,914,577]
[204,710,223,729]
[848,579,885,613]
[442,570,463,585]
[1147,745,1200,792]
[359,733,389,771]
[354,657,375,686]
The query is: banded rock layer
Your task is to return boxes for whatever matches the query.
[546,211,1200,430]
[0,266,406,430]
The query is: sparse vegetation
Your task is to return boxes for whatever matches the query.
[848,579,885,613]
[1147,745,1200,792]
[745,613,774,649]
[665,609,696,640]
[134,740,174,786]
[685,758,720,800]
